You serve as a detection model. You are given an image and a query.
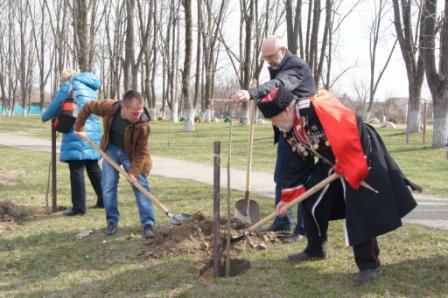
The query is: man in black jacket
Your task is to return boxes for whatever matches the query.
[234,35,316,241]
[256,86,419,285]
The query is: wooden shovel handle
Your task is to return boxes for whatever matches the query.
[245,79,257,212]
[247,173,341,232]
[79,134,171,214]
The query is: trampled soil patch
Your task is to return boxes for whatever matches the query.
[0,170,25,187]
[138,212,281,259]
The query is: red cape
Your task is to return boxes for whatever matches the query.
[312,91,368,189]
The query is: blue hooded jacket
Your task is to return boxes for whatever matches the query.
[42,72,103,162]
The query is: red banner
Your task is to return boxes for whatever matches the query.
[312,91,368,189]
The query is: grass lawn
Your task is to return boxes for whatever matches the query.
[0,145,447,296]
[0,116,447,196]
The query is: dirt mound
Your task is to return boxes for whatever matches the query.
[139,212,281,259]
[0,201,50,222]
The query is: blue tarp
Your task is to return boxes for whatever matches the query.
[0,105,42,115]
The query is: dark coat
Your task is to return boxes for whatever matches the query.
[248,51,316,143]
[282,99,418,246]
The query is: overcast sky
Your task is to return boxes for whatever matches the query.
[218,0,434,101]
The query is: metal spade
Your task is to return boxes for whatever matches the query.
[234,97,260,224]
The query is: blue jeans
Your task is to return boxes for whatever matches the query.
[272,135,305,234]
[102,144,155,228]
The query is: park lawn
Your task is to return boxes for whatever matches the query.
[0,117,447,196]
[0,146,447,297]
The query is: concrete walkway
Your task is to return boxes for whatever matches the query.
[0,132,446,230]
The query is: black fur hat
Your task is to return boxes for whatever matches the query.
[256,85,294,118]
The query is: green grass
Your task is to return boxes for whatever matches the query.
[0,146,447,296]
[0,117,447,196]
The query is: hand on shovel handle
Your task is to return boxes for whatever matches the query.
[76,133,190,224]
[247,173,341,233]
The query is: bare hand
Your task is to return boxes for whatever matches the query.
[74,131,87,140]
[232,90,251,102]
[316,89,329,97]
[127,174,138,186]
[275,201,288,217]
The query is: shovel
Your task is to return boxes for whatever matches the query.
[234,97,260,224]
[232,173,341,242]
[78,134,190,225]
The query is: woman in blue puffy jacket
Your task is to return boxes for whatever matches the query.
[42,69,103,216]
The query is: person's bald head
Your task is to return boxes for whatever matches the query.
[261,35,287,68]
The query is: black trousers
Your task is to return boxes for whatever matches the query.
[67,160,103,213]
[302,167,380,271]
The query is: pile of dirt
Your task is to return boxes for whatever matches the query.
[0,201,49,224]
[0,201,51,236]
[138,212,281,259]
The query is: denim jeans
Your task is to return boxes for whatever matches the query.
[102,144,155,227]
[272,135,305,234]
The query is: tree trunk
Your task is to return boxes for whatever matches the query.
[182,0,194,132]
[420,0,448,148]
[73,0,90,71]
[432,99,448,148]
[392,0,425,133]
[124,0,135,91]
[407,84,422,133]
[193,0,202,110]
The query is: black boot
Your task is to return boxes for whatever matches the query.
[354,267,382,285]
[63,209,85,216]
[92,201,104,208]
[105,222,118,236]
[288,250,326,263]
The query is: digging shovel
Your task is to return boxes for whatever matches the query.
[232,173,341,242]
[78,134,190,225]
[234,95,260,224]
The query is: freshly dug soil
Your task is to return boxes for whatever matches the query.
[0,201,50,224]
[138,211,281,259]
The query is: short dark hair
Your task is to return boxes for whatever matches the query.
[123,90,144,105]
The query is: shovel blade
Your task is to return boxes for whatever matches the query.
[169,213,191,225]
[231,230,249,243]
[234,199,260,224]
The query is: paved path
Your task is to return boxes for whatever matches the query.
[0,132,446,230]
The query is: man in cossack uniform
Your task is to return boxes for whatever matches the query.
[256,85,420,285]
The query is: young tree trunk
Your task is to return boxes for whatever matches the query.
[366,0,397,120]
[193,0,203,110]
[285,0,302,55]
[182,0,194,131]
[170,1,179,122]
[149,0,158,119]
[123,0,135,91]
